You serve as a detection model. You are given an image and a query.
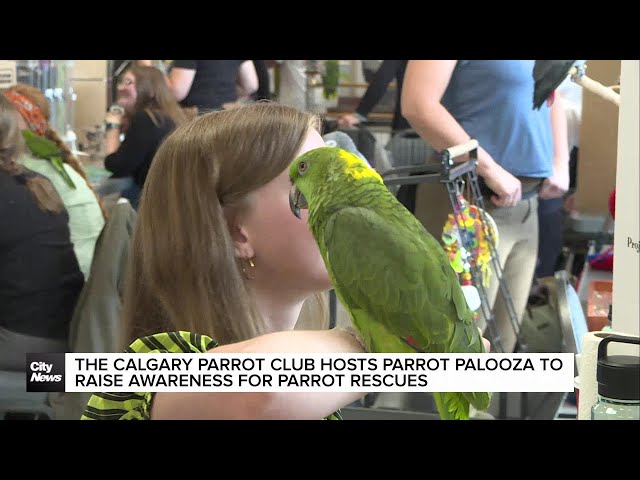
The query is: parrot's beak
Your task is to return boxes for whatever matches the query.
[289,184,307,220]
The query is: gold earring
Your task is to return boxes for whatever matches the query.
[242,258,256,279]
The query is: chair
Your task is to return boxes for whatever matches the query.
[0,370,55,420]
[49,201,137,419]
[386,128,436,169]
[555,270,589,364]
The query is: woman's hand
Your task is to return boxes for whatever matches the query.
[539,158,569,200]
[479,147,522,208]
[105,110,123,126]
[337,113,361,129]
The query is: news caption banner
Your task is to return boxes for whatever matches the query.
[27,352,575,393]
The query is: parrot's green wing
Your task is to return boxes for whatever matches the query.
[322,206,479,353]
[22,130,76,189]
[22,130,60,157]
[321,206,491,419]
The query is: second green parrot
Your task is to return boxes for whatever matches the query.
[289,147,492,420]
[22,129,76,189]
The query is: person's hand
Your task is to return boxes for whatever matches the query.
[539,161,569,200]
[563,192,577,214]
[223,102,243,110]
[337,113,360,129]
[105,110,123,126]
[479,149,522,207]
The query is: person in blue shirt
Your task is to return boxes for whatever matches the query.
[401,60,569,353]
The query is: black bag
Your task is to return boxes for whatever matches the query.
[519,277,563,353]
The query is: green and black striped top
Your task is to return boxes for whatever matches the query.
[81,331,342,420]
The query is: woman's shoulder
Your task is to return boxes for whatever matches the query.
[81,331,217,420]
[126,331,218,354]
[23,154,77,182]
[80,331,343,421]
[23,156,98,202]
[132,109,176,133]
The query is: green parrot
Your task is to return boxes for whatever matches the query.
[22,129,76,189]
[289,147,492,420]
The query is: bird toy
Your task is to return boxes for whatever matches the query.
[442,193,499,292]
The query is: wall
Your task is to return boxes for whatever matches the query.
[612,60,639,338]
[71,60,108,147]
[574,60,621,215]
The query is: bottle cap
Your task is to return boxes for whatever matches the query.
[597,334,640,401]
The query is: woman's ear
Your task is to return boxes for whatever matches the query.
[230,223,254,260]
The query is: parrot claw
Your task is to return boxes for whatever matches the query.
[402,336,424,352]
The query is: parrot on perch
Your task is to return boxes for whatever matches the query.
[532,60,578,110]
[533,60,620,110]
[289,146,492,420]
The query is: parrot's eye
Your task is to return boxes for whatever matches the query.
[298,161,308,175]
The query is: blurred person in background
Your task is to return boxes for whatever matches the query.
[0,95,83,370]
[337,60,410,134]
[101,64,187,209]
[166,60,258,115]
[402,60,569,353]
[3,84,106,281]
[269,60,307,111]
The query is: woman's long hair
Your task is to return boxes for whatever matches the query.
[121,101,326,348]
[0,95,64,213]
[125,64,188,129]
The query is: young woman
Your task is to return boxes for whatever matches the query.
[83,102,368,420]
[102,64,187,208]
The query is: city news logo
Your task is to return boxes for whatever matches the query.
[26,353,65,392]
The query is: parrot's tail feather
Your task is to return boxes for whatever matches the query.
[432,392,470,420]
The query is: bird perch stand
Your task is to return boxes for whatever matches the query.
[570,64,620,107]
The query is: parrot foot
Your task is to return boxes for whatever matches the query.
[401,336,425,352]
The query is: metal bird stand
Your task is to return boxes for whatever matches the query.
[380,139,522,355]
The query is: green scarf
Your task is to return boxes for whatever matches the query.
[22,130,76,189]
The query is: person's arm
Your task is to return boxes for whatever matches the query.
[401,60,522,207]
[103,112,156,177]
[401,61,482,162]
[103,116,123,157]
[236,60,259,99]
[539,92,570,200]
[356,60,402,118]
[252,60,271,100]
[166,61,197,102]
[338,60,401,128]
[151,328,367,420]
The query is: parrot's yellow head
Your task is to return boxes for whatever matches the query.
[289,146,382,219]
